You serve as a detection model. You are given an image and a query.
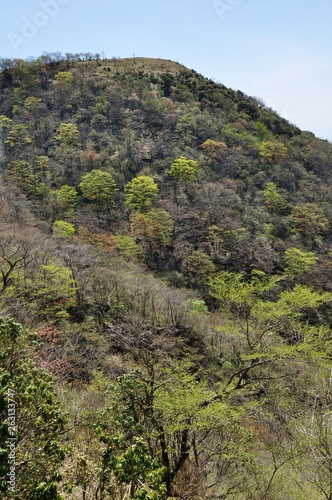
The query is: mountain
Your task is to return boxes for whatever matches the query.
[1,54,332,499]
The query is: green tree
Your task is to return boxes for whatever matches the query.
[35,155,49,182]
[55,71,73,87]
[79,169,118,205]
[25,263,77,322]
[96,361,248,498]
[124,175,159,212]
[55,123,80,147]
[55,185,78,207]
[115,235,141,261]
[295,380,332,500]
[24,96,43,112]
[168,156,200,183]
[291,203,329,244]
[5,124,32,149]
[130,209,174,257]
[284,247,318,277]
[263,182,287,214]
[182,250,216,288]
[0,317,66,498]
[0,115,12,130]
[4,160,37,196]
[209,270,332,389]
[259,140,288,164]
[254,122,270,141]
[52,220,75,240]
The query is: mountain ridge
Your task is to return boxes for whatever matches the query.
[1,52,332,499]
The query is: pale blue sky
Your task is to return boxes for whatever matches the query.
[1,0,331,139]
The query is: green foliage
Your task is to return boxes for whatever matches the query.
[28,263,76,322]
[124,175,159,212]
[284,247,318,277]
[168,156,200,183]
[2,55,332,497]
[294,382,332,500]
[5,160,37,196]
[5,124,31,148]
[55,122,80,147]
[55,71,73,86]
[209,270,332,362]
[259,140,288,164]
[52,220,75,240]
[79,169,118,204]
[186,298,209,313]
[221,123,259,149]
[254,121,270,141]
[35,155,49,178]
[24,96,43,111]
[96,361,248,497]
[263,182,287,214]
[55,185,78,207]
[0,115,12,129]
[131,209,174,252]
[209,270,279,314]
[291,203,329,243]
[0,317,66,498]
[115,235,142,260]
[182,250,216,287]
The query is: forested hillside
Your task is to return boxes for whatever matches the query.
[1,54,332,499]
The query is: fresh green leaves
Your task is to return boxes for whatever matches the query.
[168,156,200,183]
[125,175,159,212]
[0,317,66,498]
[79,169,118,204]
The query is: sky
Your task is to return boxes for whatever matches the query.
[1,0,331,140]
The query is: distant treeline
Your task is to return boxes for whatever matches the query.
[0,51,110,71]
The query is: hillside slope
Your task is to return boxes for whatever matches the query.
[1,55,332,499]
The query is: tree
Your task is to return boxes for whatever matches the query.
[55,71,73,87]
[52,220,75,240]
[284,247,318,277]
[35,155,49,182]
[95,360,249,498]
[24,263,77,322]
[55,185,78,207]
[0,226,40,292]
[115,235,141,261]
[24,96,43,111]
[295,379,332,500]
[259,140,288,164]
[4,160,38,196]
[201,139,227,159]
[182,250,216,288]
[130,209,174,258]
[209,270,332,388]
[263,182,287,214]
[0,115,12,130]
[291,203,329,245]
[55,123,80,147]
[5,124,32,151]
[168,156,200,184]
[124,175,159,212]
[79,169,118,205]
[0,317,66,498]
